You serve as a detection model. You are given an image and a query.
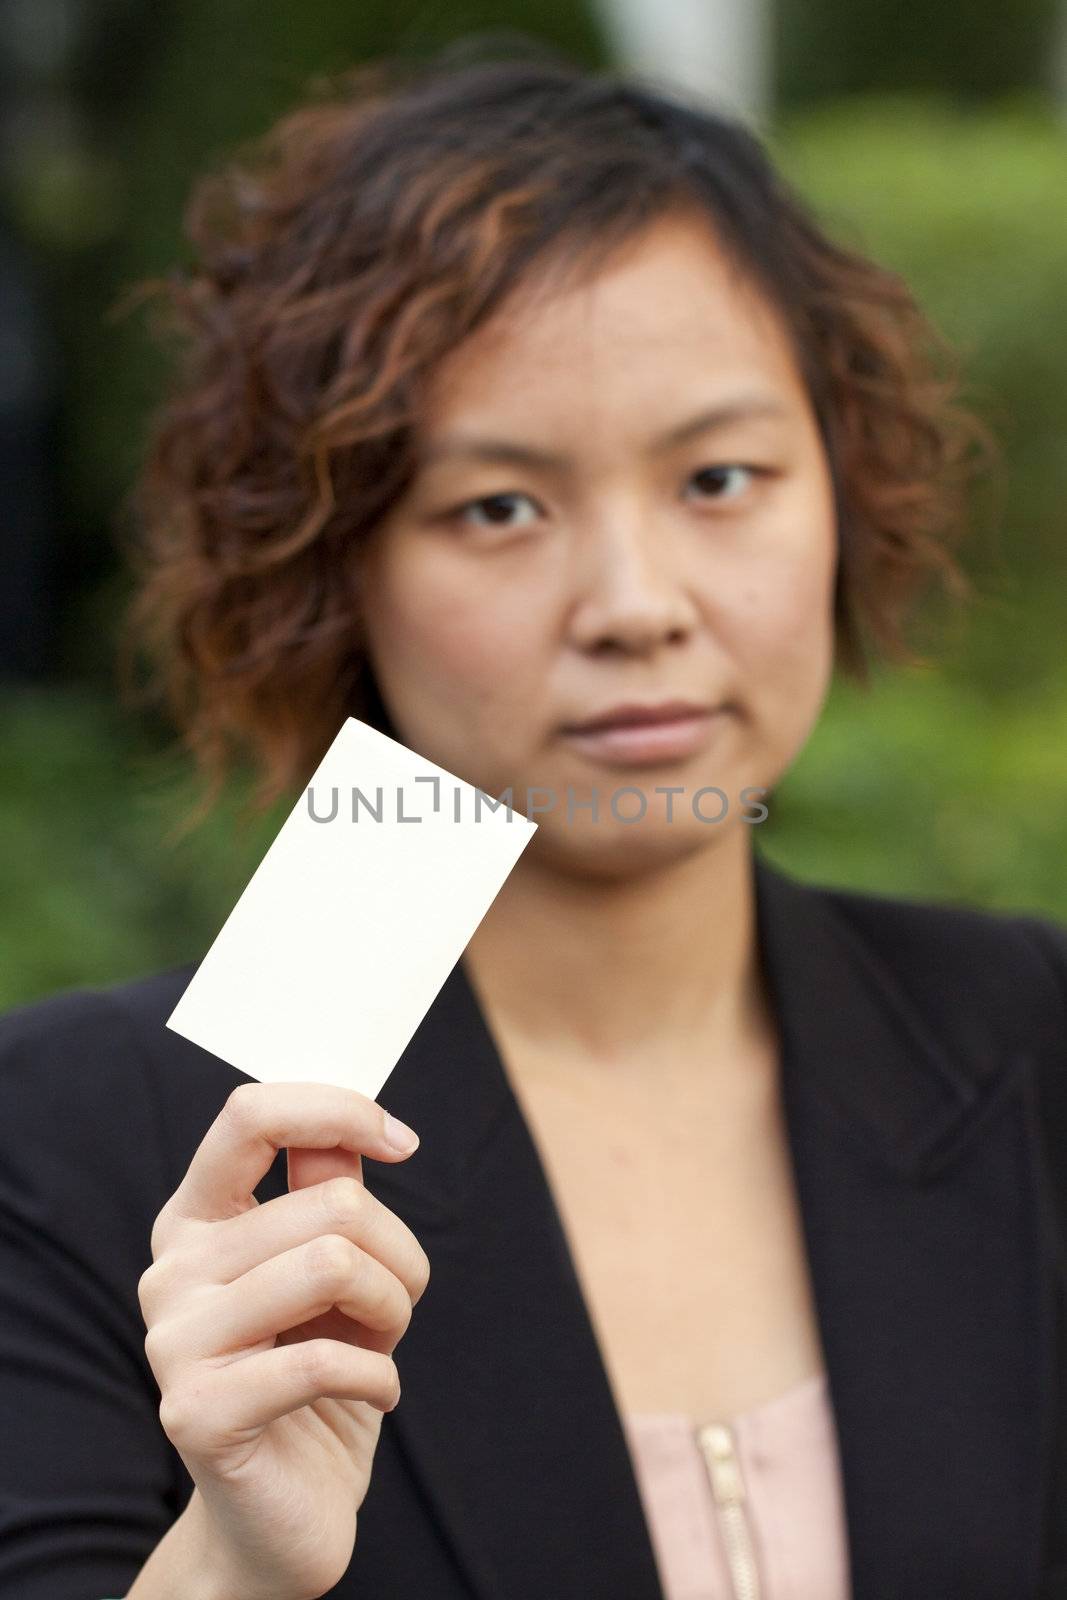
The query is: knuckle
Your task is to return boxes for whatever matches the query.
[222,1082,260,1133]
[160,1377,223,1453]
[382,1355,402,1406]
[306,1232,357,1286]
[148,1222,165,1262]
[410,1245,431,1303]
[300,1338,338,1390]
[366,1269,400,1330]
[392,1293,413,1340]
[149,1200,178,1259]
[142,1320,170,1370]
[139,1248,191,1325]
[157,1388,192,1444]
[137,1262,158,1316]
[323,1175,365,1231]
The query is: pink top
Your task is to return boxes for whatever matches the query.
[621,1371,852,1599]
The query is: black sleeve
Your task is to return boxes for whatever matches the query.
[1014,914,1067,1599]
[0,985,187,1600]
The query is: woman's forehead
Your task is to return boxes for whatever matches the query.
[416,216,804,433]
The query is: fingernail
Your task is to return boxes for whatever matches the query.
[384,1111,420,1153]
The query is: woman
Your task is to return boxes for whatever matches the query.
[1,39,1066,1600]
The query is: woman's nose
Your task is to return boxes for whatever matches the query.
[566,517,700,656]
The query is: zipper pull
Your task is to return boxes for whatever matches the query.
[696,1420,762,1600]
[698,1421,747,1506]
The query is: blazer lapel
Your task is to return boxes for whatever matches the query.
[364,846,1054,1600]
[753,853,1054,1600]
[364,940,666,1599]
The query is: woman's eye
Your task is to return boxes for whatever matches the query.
[442,471,765,529]
[684,464,762,503]
[452,492,541,529]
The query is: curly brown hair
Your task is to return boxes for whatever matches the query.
[116,34,1000,832]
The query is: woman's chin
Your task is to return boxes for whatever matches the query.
[530,813,733,881]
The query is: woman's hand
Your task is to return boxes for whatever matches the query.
[137,1080,429,1600]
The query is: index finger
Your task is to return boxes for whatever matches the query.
[168,1081,420,1223]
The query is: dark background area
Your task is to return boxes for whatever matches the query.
[2,0,1065,1007]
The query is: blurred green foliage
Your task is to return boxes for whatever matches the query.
[777,0,1059,104]
[3,78,1067,1012]
[757,92,1067,920]
[769,91,1067,697]
[0,684,288,1010]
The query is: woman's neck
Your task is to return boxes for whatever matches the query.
[461,828,771,1081]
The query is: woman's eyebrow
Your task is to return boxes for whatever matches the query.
[419,393,791,473]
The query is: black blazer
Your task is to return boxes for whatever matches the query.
[2,845,1067,1600]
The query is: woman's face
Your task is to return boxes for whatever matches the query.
[356,209,839,876]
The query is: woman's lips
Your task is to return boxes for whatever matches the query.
[560,708,728,766]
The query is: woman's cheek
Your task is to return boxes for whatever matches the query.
[434,582,546,686]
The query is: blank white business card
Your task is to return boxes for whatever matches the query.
[166,716,537,1099]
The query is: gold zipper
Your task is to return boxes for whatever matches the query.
[696,1420,762,1600]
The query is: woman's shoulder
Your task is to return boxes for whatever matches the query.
[0,963,265,1207]
[801,875,1067,1108]
[776,871,1067,1205]
[760,854,1067,1019]
[0,961,194,1056]
[812,872,1067,1004]
[756,857,1065,1074]
[0,960,216,1100]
